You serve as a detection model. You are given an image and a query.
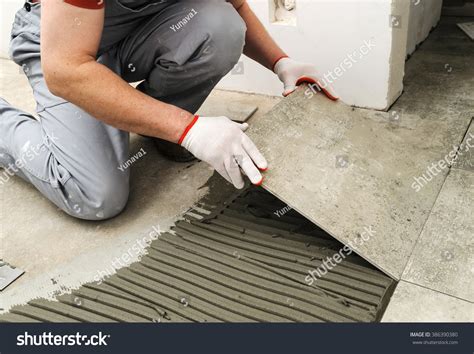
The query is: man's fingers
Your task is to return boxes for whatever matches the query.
[283,84,297,97]
[225,157,245,189]
[215,164,234,187]
[238,122,249,132]
[242,134,268,171]
[239,154,263,185]
[295,76,339,101]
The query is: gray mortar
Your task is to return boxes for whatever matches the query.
[0,178,395,323]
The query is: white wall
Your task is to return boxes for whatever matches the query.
[407,0,443,56]
[2,0,442,111]
[218,0,411,110]
[387,0,411,104]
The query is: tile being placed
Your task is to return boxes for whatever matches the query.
[402,169,474,302]
[247,88,472,279]
[197,95,258,123]
[382,281,473,322]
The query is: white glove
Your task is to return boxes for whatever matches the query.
[180,116,268,189]
[274,57,338,100]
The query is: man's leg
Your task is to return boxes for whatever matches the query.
[114,0,246,139]
[0,5,130,220]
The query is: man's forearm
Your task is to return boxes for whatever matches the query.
[47,60,194,143]
[236,2,287,70]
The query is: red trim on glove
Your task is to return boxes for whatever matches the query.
[178,115,199,145]
[272,55,289,72]
[295,77,339,101]
[254,177,264,186]
[64,0,105,9]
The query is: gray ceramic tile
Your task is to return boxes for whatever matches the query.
[198,96,258,123]
[402,169,474,302]
[382,281,473,322]
[418,35,474,57]
[453,121,474,172]
[0,261,24,291]
[247,87,472,279]
[404,52,473,85]
[403,23,474,101]
[402,52,474,102]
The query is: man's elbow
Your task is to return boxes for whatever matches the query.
[229,0,247,11]
[42,57,93,99]
[43,64,71,98]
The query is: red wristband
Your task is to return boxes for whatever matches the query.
[272,55,289,72]
[178,115,199,145]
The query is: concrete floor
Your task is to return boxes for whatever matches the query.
[0,57,281,312]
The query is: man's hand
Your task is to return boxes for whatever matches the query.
[180,116,268,189]
[229,1,337,100]
[274,57,338,100]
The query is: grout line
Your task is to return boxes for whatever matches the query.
[398,169,451,281]
[400,118,474,277]
[398,280,473,304]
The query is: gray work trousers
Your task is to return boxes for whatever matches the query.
[0,0,246,220]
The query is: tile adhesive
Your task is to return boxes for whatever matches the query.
[1,176,395,323]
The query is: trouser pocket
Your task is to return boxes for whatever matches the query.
[9,4,41,64]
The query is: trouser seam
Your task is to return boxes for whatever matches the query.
[37,101,69,114]
[1,146,50,183]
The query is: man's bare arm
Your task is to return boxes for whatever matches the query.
[41,0,194,143]
[229,0,287,70]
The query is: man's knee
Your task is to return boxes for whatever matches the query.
[64,171,130,221]
[201,1,247,75]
